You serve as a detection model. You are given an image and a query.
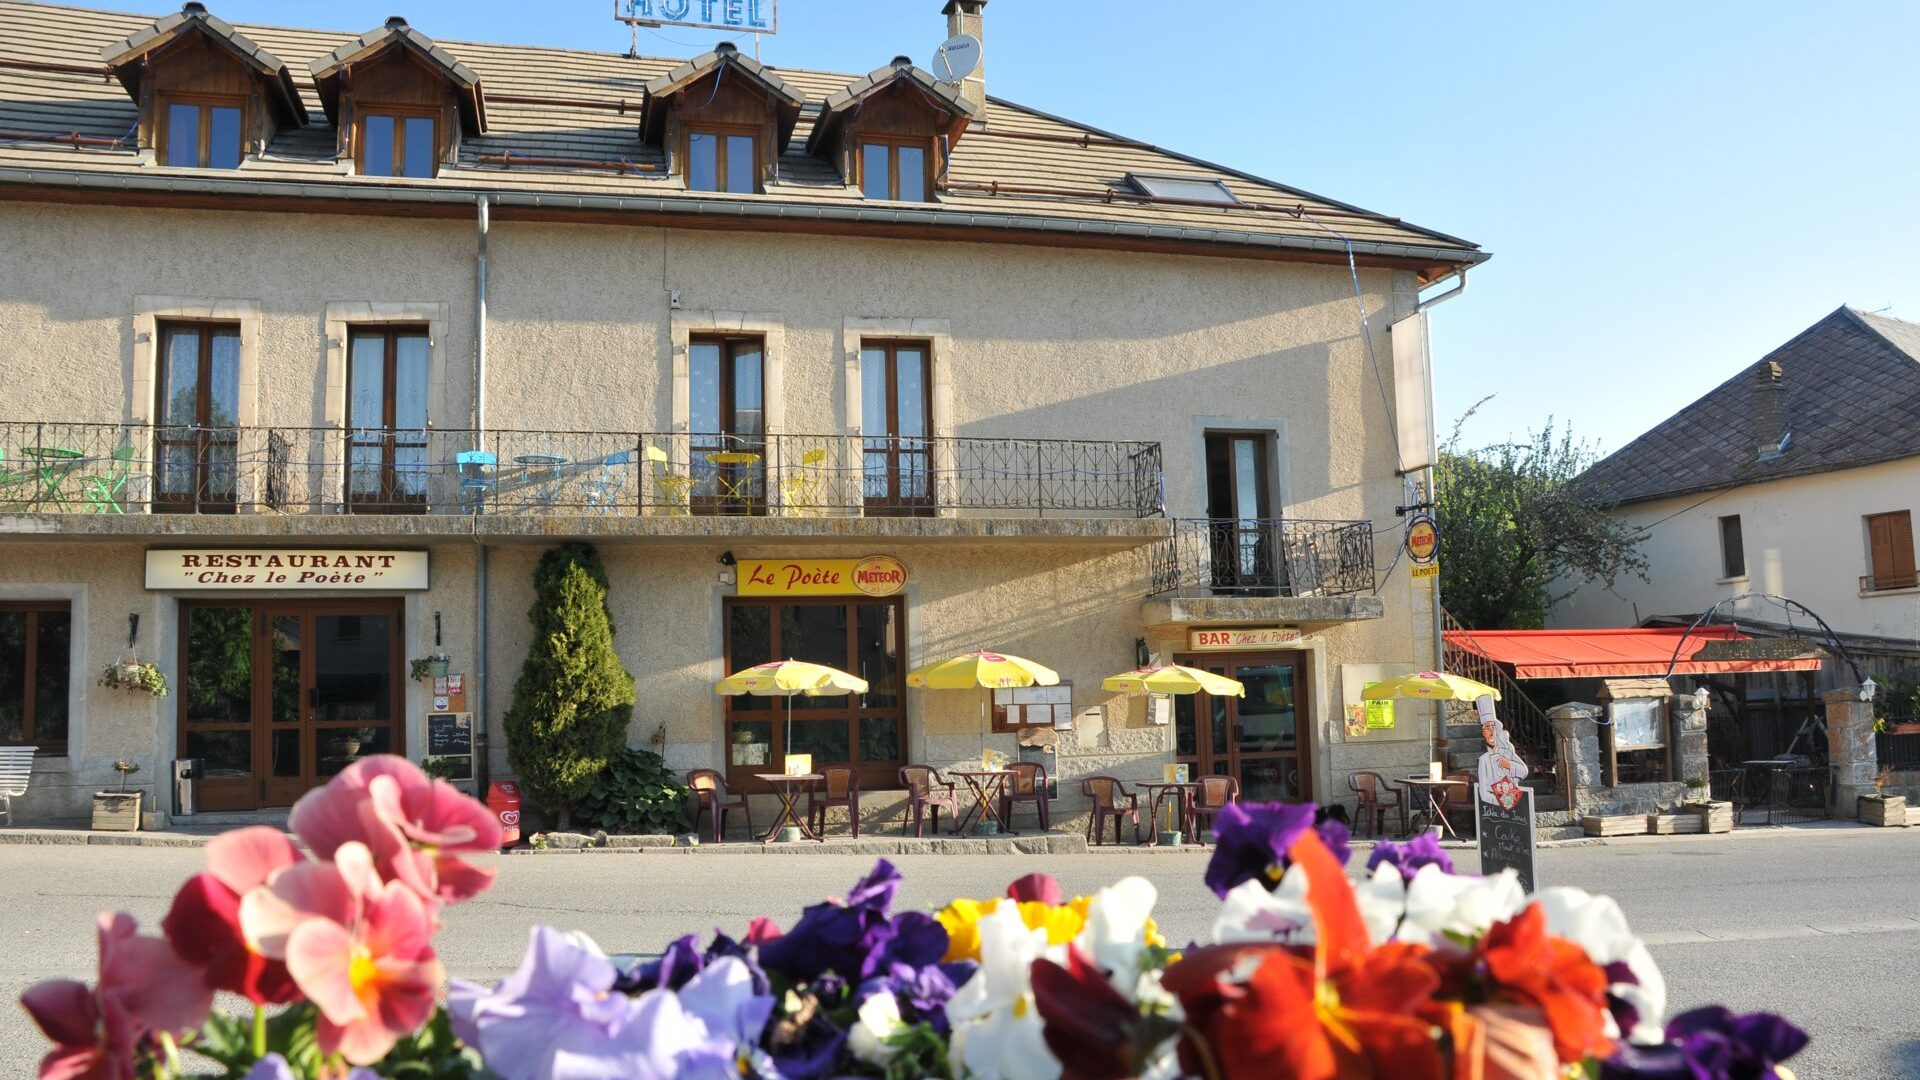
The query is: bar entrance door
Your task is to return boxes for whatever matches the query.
[1171,650,1312,804]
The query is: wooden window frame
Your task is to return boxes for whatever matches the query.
[857,137,935,202]
[683,123,760,194]
[689,334,767,515]
[155,320,242,513]
[1865,510,1918,592]
[1718,514,1745,579]
[861,339,935,515]
[355,105,441,179]
[344,325,431,513]
[158,92,247,169]
[721,596,908,792]
[0,602,71,753]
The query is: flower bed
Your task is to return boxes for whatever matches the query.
[23,755,1808,1079]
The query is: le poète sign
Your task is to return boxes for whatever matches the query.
[146,549,429,591]
[739,556,906,598]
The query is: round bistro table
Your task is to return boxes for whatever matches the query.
[755,773,825,843]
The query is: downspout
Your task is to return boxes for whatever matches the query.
[473,195,491,798]
[1413,268,1466,761]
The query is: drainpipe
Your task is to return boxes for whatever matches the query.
[1414,268,1466,761]
[473,196,491,797]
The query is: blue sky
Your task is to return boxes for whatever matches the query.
[195,0,1920,455]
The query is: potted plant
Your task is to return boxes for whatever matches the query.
[91,759,142,832]
[1682,777,1733,833]
[1859,767,1908,827]
[410,654,452,683]
[98,659,168,698]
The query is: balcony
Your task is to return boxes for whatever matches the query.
[0,422,1166,538]
[1144,517,1382,626]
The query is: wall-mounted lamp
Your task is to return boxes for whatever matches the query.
[434,611,443,648]
[128,614,140,650]
[1134,638,1150,668]
[717,550,737,587]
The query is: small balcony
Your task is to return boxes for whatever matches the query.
[1150,518,1377,597]
[0,422,1165,523]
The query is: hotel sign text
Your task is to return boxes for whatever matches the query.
[146,549,430,591]
[618,0,776,34]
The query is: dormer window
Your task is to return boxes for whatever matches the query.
[309,17,486,179]
[688,128,757,194]
[640,43,805,196]
[859,138,930,202]
[163,98,243,169]
[360,111,439,179]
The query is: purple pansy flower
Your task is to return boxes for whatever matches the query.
[1205,802,1352,897]
[758,860,949,983]
[1365,830,1456,881]
[244,1055,378,1080]
[1601,1006,1809,1080]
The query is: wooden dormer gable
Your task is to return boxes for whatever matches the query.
[310,17,485,165]
[101,2,306,157]
[806,58,979,183]
[640,43,806,187]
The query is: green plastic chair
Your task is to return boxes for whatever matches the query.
[80,446,137,514]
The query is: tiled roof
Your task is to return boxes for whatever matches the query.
[0,0,1485,274]
[1579,306,1920,505]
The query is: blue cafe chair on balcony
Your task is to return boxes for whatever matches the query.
[580,449,633,515]
[455,451,497,513]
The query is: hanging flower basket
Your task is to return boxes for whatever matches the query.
[98,660,167,698]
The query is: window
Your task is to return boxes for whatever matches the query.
[346,327,430,510]
[689,335,766,512]
[1719,515,1745,579]
[358,112,438,178]
[861,340,932,514]
[1203,432,1277,592]
[0,603,71,752]
[858,139,930,202]
[155,321,241,512]
[162,98,243,169]
[1865,511,1917,591]
[723,597,904,791]
[687,129,757,193]
[1126,173,1240,205]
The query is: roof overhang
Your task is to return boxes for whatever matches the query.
[806,60,980,156]
[639,43,806,146]
[100,6,306,127]
[309,21,485,135]
[1446,626,1826,680]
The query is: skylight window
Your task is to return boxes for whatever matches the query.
[1126,174,1240,205]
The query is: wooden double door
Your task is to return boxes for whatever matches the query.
[178,599,403,811]
[1172,651,1313,803]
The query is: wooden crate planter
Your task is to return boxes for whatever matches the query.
[1858,795,1908,827]
[1689,801,1734,834]
[1648,813,1706,835]
[91,791,142,832]
[1582,814,1646,837]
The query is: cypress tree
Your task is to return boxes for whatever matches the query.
[502,543,635,829]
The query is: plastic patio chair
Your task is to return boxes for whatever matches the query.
[1441,771,1476,837]
[807,766,861,838]
[998,761,1050,833]
[80,446,137,513]
[779,447,829,516]
[646,445,693,515]
[456,451,497,513]
[899,765,959,837]
[687,769,752,842]
[1187,773,1240,842]
[1347,770,1406,839]
[1081,775,1141,846]
[581,449,633,515]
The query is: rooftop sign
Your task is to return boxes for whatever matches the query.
[617,0,777,34]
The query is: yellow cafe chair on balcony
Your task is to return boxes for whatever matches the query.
[779,447,829,517]
[645,445,693,515]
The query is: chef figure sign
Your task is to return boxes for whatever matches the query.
[1475,694,1528,810]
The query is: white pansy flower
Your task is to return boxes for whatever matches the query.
[1076,876,1158,998]
[848,991,907,1066]
[1534,887,1667,1044]
[1354,862,1411,945]
[1397,864,1527,946]
[1213,865,1314,945]
[946,904,1062,1080]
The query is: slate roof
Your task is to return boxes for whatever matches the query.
[0,0,1485,276]
[1579,306,1920,505]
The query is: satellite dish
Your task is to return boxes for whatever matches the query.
[932,33,981,83]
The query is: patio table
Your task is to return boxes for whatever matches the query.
[754,773,825,843]
[1139,781,1201,845]
[950,769,1014,836]
[22,446,83,508]
[513,453,569,510]
[1400,776,1469,839]
[706,450,762,508]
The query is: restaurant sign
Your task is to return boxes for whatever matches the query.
[146,549,429,591]
[739,556,906,598]
[617,0,776,34]
[1187,626,1302,652]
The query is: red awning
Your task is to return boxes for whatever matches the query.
[1444,626,1826,680]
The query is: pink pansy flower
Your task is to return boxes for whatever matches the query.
[22,913,213,1080]
[241,842,445,1066]
[290,755,502,905]
[162,826,303,1004]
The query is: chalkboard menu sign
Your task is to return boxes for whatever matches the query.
[1476,788,1537,893]
[427,712,472,757]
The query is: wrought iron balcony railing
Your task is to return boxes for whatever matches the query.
[1149,517,1376,597]
[0,422,1165,519]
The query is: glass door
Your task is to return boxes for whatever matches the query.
[1203,433,1274,592]
[155,322,240,513]
[861,341,933,516]
[346,327,430,512]
[1172,651,1311,804]
[689,336,766,514]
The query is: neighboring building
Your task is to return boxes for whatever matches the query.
[1560,306,1920,751]
[0,1,1484,825]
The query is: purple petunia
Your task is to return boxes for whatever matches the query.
[1204,802,1352,898]
[1365,830,1456,881]
[1600,1006,1809,1080]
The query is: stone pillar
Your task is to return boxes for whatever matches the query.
[1670,688,1711,788]
[1824,685,1879,819]
[1548,703,1602,805]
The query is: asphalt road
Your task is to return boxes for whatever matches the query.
[4,826,1916,1078]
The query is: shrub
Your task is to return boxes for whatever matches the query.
[576,748,695,835]
[502,544,635,830]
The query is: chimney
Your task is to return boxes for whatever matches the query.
[942,0,986,111]
[1754,360,1788,462]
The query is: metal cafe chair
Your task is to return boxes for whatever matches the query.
[645,445,693,515]
[80,445,137,513]
[807,766,862,838]
[581,449,633,515]
[778,447,829,517]
[455,450,497,514]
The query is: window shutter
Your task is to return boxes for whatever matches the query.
[1890,512,1917,586]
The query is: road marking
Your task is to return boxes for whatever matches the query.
[1643,918,1920,946]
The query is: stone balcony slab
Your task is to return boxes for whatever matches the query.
[1140,593,1385,627]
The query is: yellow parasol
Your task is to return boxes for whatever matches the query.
[906,652,1059,690]
[1101,664,1245,698]
[715,660,869,762]
[1360,670,1500,702]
